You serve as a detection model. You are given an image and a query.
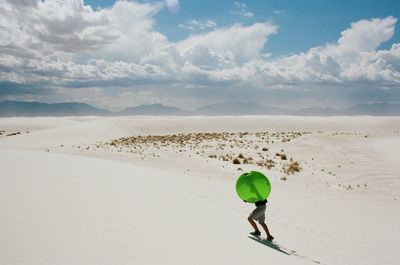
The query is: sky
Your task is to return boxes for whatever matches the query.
[0,0,400,111]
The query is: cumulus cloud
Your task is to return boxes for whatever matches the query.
[0,0,118,59]
[337,16,396,52]
[179,20,217,31]
[177,23,278,65]
[0,0,399,109]
[75,0,166,63]
[205,16,400,88]
[232,1,254,17]
[165,0,180,14]
[5,0,39,7]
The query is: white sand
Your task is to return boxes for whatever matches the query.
[0,116,399,265]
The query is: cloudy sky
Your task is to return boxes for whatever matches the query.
[0,0,399,111]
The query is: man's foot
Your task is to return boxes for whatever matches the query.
[266,235,274,242]
[250,230,261,236]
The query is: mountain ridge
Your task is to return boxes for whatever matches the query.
[0,100,111,117]
[1,100,399,117]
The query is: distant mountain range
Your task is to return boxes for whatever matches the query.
[0,100,399,117]
[195,101,290,115]
[0,100,111,117]
[117,103,190,116]
[291,103,400,116]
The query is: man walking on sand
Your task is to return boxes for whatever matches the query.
[246,199,274,241]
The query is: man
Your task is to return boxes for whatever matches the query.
[246,199,274,241]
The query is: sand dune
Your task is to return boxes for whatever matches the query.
[0,116,399,265]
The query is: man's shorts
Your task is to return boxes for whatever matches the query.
[249,204,266,224]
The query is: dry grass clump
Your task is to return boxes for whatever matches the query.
[232,154,254,165]
[283,161,301,174]
[275,152,287,160]
[242,157,253,164]
[6,132,21,137]
[265,159,276,169]
[339,183,368,191]
[232,158,241,164]
[219,155,231,161]
[256,159,276,169]
[238,132,249,138]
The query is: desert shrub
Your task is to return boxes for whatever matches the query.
[275,152,286,160]
[283,161,301,174]
[233,158,241,164]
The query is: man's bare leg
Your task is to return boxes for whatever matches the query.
[248,217,259,232]
[260,222,274,240]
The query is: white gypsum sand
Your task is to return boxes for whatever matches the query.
[0,116,399,265]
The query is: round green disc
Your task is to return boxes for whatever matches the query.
[235,171,271,203]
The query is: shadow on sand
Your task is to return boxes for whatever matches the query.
[248,235,321,264]
[248,235,290,255]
